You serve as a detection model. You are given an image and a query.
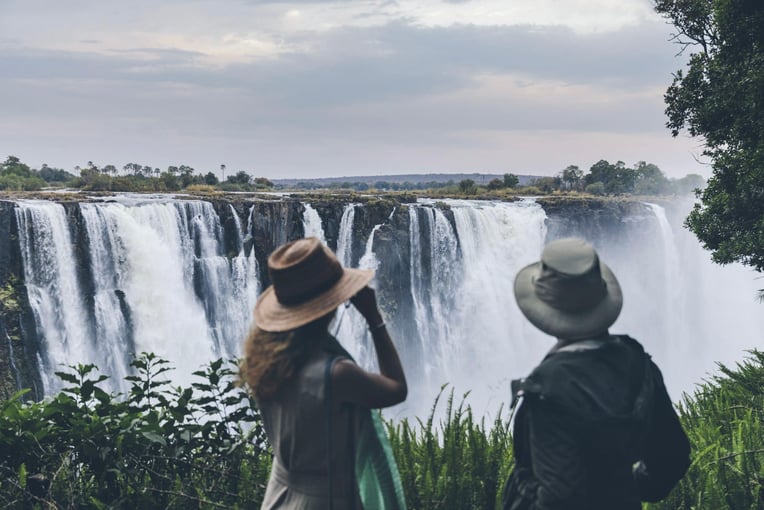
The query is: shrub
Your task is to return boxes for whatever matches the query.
[585,182,606,195]
[0,354,267,509]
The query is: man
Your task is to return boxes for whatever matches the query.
[503,238,690,510]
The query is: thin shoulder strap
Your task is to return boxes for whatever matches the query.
[324,355,336,510]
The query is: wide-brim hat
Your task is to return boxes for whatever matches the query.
[514,237,622,339]
[254,237,374,332]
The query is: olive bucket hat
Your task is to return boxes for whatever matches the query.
[514,238,623,339]
[254,237,374,332]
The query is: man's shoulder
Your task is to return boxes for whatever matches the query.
[524,334,651,403]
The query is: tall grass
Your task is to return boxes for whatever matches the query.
[3,352,764,508]
[647,351,764,510]
[387,388,514,510]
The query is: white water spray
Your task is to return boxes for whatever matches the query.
[301,203,327,243]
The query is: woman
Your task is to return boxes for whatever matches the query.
[241,236,408,509]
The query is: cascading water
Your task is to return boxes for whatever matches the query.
[15,201,93,393]
[16,197,259,393]
[335,204,355,267]
[10,195,764,421]
[402,199,549,416]
[408,206,461,382]
[333,203,383,367]
[301,203,327,243]
[611,200,764,395]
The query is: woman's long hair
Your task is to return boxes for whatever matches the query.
[240,311,335,399]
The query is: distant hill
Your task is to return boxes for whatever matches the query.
[273,173,540,188]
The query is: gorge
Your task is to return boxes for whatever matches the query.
[0,193,761,419]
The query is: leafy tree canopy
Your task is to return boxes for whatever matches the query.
[656,0,764,271]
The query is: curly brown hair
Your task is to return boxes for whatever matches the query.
[240,312,335,399]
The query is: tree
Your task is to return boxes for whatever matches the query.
[177,165,196,187]
[584,160,637,195]
[102,165,118,178]
[204,172,219,186]
[0,156,45,190]
[533,176,561,193]
[38,165,76,183]
[487,178,504,190]
[124,163,143,176]
[253,177,274,189]
[656,0,764,272]
[503,173,519,188]
[673,173,706,195]
[458,179,478,195]
[585,182,606,196]
[1,156,34,177]
[560,165,583,191]
[633,161,671,195]
[228,171,251,186]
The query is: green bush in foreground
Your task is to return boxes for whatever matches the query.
[0,353,270,509]
[2,352,764,508]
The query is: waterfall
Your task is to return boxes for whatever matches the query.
[335,204,356,266]
[230,204,259,323]
[333,204,380,367]
[643,203,686,361]
[9,195,764,420]
[15,201,93,393]
[301,203,327,243]
[611,201,764,394]
[79,204,134,391]
[411,199,548,415]
[16,198,259,393]
[408,206,461,381]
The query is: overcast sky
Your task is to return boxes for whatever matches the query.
[0,0,705,179]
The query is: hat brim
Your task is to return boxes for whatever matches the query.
[254,267,374,332]
[514,261,623,339]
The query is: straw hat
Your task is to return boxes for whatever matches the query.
[254,237,374,332]
[514,238,622,339]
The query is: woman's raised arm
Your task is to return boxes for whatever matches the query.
[332,286,407,408]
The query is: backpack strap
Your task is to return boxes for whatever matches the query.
[324,355,336,509]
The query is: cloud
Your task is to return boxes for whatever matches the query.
[0,12,696,176]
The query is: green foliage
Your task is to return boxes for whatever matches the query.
[656,0,764,272]
[672,173,706,196]
[585,181,606,195]
[4,351,764,508]
[532,176,561,193]
[634,161,672,195]
[503,173,519,189]
[38,165,76,183]
[560,165,583,191]
[648,351,764,509]
[0,353,267,509]
[0,277,20,313]
[203,172,219,186]
[388,388,514,510]
[457,179,478,195]
[0,156,46,191]
[486,178,504,191]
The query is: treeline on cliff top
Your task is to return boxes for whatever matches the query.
[1,350,763,509]
[1,155,704,197]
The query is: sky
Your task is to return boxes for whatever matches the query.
[0,0,707,180]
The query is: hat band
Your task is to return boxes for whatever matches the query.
[273,261,344,305]
[534,262,607,312]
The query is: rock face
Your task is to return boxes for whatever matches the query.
[0,194,657,401]
[0,201,42,400]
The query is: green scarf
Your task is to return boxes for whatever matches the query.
[323,334,408,510]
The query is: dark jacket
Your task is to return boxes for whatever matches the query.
[502,335,690,510]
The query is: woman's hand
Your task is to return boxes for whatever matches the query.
[350,286,383,326]
[334,285,407,408]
